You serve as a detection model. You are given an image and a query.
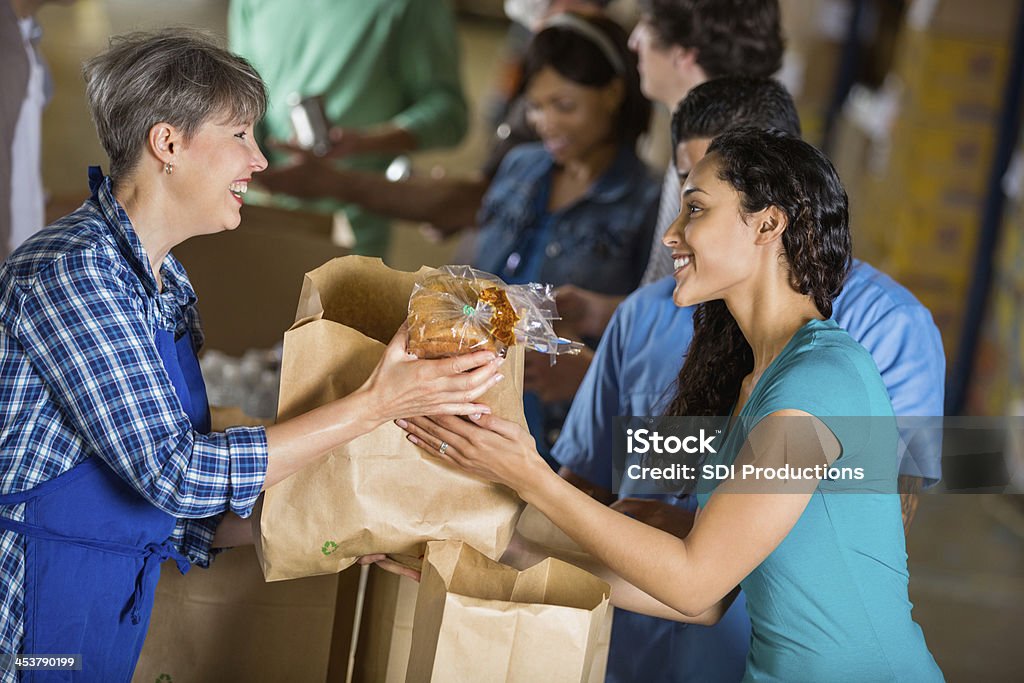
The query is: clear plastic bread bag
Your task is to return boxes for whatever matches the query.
[406,265,583,360]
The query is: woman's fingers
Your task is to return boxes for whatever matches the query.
[445,349,501,374]
[399,416,470,455]
[399,416,495,476]
[386,323,412,357]
[401,420,446,452]
[357,554,422,582]
[412,348,497,375]
[398,411,524,451]
[451,359,505,398]
[375,558,421,582]
[467,412,523,440]
[416,414,483,445]
[413,351,504,409]
[401,420,472,472]
[419,362,503,415]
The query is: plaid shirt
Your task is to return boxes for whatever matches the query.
[0,172,268,665]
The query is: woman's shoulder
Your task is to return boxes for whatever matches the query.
[2,202,125,294]
[481,143,549,207]
[759,320,892,417]
[494,142,549,174]
[602,146,659,193]
[574,147,658,222]
[787,319,877,369]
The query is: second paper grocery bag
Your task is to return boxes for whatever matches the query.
[254,256,525,581]
[407,540,611,683]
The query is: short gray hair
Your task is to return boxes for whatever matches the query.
[83,28,267,181]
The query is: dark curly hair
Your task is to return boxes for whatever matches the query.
[638,0,784,79]
[666,128,851,417]
[522,13,651,145]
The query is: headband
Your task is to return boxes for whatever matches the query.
[541,13,627,76]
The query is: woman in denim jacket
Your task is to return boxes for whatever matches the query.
[474,12,658,459]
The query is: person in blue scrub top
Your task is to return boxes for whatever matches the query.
[472,12,659,465]
[0,31,502,682]
[397,127,944,681]
[553,76,945,683]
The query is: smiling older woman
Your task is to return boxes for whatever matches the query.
[0,30,501,681]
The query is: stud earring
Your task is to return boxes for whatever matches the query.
[164,162,173,175]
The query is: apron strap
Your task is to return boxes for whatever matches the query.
[87,165,105,199]
[0,458,101,506]
[0,515,147,557]
[0,515,191,625]
[128,541,190,625]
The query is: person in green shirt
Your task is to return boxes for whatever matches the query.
[228,0,468,257]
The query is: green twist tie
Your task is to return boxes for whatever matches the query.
[462,304,475,316]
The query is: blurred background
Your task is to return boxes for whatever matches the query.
[17,0,1024,679]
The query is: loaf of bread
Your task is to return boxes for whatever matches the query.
[407,272,519,359]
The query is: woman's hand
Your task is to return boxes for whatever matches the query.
[263,327,502,489]
[395,412,549,495]
[357,554,422,582]
[358,326,505,426]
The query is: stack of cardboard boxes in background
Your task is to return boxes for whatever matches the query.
[969,130,1024,417]
[833,0,1017,368]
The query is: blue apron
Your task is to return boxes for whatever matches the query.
[0,327,211,682]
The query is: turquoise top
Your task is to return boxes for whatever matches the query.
[697,319,943,682]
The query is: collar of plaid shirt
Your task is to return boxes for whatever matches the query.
[87,165,198,312]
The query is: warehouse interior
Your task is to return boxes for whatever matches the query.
[16,0,1024,680]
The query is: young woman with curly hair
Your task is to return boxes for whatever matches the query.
[394,128,943,681]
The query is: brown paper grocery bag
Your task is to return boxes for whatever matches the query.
[132,546,359,682]
[254,256,526,581]
[406,540,611,683]
[353,509,613,683]
[514,505,615,683]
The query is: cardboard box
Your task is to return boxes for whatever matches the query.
[907,0,1020,42]
[891,152,991,209]
[133,405,365,682]
[133,548,362,683]
[792,38,844,104]
[889,206,978,280]
[831,109,872,210]
[892,118,996,173]
[900,77,1003,126]
[896,31,1009,89]
[850,178,902,269]
[173,204,348,356]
